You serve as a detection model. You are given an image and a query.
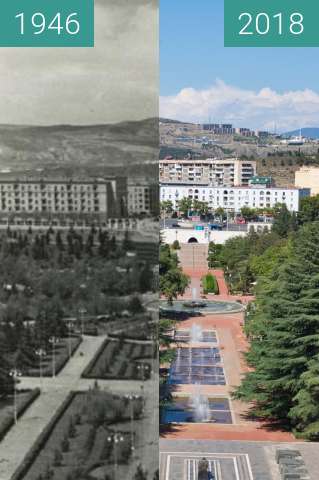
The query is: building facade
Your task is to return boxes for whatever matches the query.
[160,183,310,212]
[159,158,256,186]
[127,181,158,216]
[202,123,234,135]
[295,166,319,196]
[0,176,128,225]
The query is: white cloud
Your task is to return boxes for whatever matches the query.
[160,80,319,131]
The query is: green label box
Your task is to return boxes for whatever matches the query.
[225,0,319,47]
[0,0,94,47]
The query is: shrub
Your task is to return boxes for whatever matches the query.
[202,273,219,294]
[53,449,63,467]
[61,436,70,452]
[172,240,180,250]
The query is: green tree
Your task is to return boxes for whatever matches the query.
[272,203,295,237]
[235,223,319,438]
[160,200,173,214]
[177,197,192,218]
[240,207,257,222]
[159,245,189,304]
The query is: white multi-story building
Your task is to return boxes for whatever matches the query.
[159,158,256,186]
[160,183,310,212]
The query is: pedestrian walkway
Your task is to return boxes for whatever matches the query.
[163,244,297,443]
[0,334,155,480]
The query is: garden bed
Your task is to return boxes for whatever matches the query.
[23,336,82,378]
[202,273,219,295]
[82,339,153,380]
[12,389,143,480]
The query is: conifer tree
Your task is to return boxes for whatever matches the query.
[235,223,319,437]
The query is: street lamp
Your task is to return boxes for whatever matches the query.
[137,364,150,412]
[107,433,124,479]
[35,348,46,387]
[67,321,74,358]
[125,394,140,452]
[9,368,22,424]
[49,336,59,378]
[78,307,87,336]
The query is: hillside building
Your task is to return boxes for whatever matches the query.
[159,158,256,187]
[295,166,319,196]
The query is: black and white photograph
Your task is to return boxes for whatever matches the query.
[0,1,159,480]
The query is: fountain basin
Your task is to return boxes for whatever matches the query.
[160,299,243,314]
[161,396,233,424]
[169,347,226,385]
[175,329,217,343]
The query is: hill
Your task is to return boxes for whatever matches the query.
[0,119,158,176]
[284,128,319,139]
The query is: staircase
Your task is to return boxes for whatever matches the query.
[178,244,208,271]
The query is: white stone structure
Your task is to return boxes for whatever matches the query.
[160,183,309,212]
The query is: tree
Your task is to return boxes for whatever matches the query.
[159,244,189,304]
[207,241,223,268]
[299,195,319,224]
[172,240,180,250]
[160,200,173,214]
[192,200,209,216]
[214,207,225,221]
[234,223,319,438]
[134,465,147,480]
[177,197,192,218]
[272,203,294,237]
[240,207,257,222]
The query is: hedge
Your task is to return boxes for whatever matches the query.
[202,273,219,294]
[0,388,41,443]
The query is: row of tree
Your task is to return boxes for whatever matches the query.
[234,223,319,439]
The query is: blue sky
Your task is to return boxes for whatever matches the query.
[160,0,319,130]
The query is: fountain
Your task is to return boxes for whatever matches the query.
[190,324,203,342]
[183,286,207,309]
[190,387,211,423]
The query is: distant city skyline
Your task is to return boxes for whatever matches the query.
[0,0,158,125]
[160,0,319,131]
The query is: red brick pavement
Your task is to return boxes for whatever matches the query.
[162,246,298,442]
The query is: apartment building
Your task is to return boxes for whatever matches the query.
[159,158,256,186]
[0,176,129,225]
[202,123,234,135]
[295,166,319,196]
[160,183,310,213]
[127,180,158,216]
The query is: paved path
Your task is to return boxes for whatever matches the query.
[163,244,297,443]
[178,244,208,271]
[0,335,156,480]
